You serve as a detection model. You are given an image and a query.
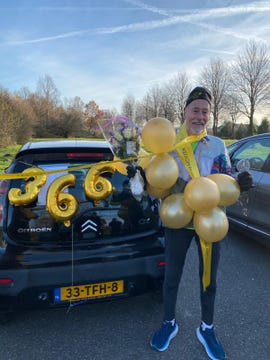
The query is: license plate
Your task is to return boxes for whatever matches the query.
[54,280,124,302]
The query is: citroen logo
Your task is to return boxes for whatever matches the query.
[81,219,98,233]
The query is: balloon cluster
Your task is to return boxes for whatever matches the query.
[140,117,240,243]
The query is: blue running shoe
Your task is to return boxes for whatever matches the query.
[196,325,227,360]
[150,320,178,351]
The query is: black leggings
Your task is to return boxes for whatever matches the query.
[163,227,221,325]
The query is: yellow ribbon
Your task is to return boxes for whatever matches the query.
[174,123,211,292]
[0,157,141,180]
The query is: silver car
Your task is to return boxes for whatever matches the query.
[227,133,270,248]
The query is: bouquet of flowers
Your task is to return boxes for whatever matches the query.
[97,116,141,165]
[97,116,145,201]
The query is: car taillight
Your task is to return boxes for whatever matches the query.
[67,153,105,159]
[0,278,13,284]
[157,261,166,267]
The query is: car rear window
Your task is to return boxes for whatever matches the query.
[5,148,159,245]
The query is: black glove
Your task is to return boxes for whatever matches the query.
[127,165,146,184]
[237,171,253,192]
[127,165,137,179]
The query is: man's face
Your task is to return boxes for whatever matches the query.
[184,99,210,135]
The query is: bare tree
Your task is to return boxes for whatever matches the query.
[84,100,102,136]
[231,40,270,136]
[36,74,60,106]
[200,58,230,135]
[135,86,162,122]
[135,95,151,124]
[35,74,61,133]
[55,96,85,137]
[121,94,136,120]
[148,85,162,117]
[12,94,36,143]
[0,88,15,146]
[222,93,242,138]
[63,96,85,113]
[170,72,192,124]
[157,82,177,123]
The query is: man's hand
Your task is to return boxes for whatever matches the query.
[126,165,137,179]
[237,171,253,192]
[127,165,146,184]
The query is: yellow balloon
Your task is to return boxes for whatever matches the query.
[193,207,229,242]
[141,117,176,154]
[146,183,172,199]
[138,148,153,169]
[113,156,127,175]
[46,174,78,227]
[184,177,220,213]
[207,173,240,206]
[160,193,194,229]
[145,153,179,189]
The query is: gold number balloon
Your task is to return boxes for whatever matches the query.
[193,206,229,243]
[46,174,78,227]
[145,153,179,190]
[207,173,240,206]
[184,177,220,213]
[8,167,47,206]
[159,193,194,229]
[141,117,176,154]
[84,164,115,204]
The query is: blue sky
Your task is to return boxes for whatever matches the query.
[1,0,270,112]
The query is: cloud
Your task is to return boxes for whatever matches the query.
[3,1,270,46]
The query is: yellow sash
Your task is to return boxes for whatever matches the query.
[175,123,212,292]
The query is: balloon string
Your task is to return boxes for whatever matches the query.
[67,223,75,313]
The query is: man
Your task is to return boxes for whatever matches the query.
[149,87,252,360]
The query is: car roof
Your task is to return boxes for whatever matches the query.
[19,139,109,151]
[15,139,110,158]
[235,133,270,142]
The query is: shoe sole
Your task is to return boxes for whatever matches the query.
[196,327,226,360]
[150,324,179,352]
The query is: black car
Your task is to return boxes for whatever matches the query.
[227,133,270,248]
[0,140,165,321]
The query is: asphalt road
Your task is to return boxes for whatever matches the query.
[1,230,269,360]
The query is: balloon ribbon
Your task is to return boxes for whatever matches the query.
[175,123,211,291]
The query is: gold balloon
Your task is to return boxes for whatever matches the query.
[184,177,220,213]
[146,183,172,199]
[141,117,176,154]
[160,193,194,229]
[193,206,229,243]
[46,174,78,227]
[84,164,115,204]
[138,148,153,169]
[113,156,127,175]
[207,173,240,206]
[145,153,179,189]
[8,167,47,206]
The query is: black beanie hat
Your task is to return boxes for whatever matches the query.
[185,86,212,108]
